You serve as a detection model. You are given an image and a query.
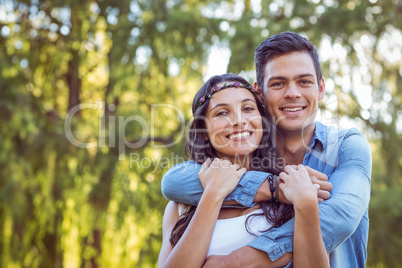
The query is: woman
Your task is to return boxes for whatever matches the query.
[158,74,329,267]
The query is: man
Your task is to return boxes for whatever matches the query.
[161,32,372,267]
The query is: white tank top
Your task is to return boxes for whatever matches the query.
[207,209,271,257]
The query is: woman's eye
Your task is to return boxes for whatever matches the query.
[243,106,255,112]
[215,111,228,117]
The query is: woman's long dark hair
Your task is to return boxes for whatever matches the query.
[170,73,294,246]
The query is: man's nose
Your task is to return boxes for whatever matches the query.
[284,82,301,99]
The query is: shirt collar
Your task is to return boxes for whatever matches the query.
[309,121,327,151]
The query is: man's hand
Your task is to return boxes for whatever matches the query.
[202,255,229,268]
[305,166,332,202]
[203,247,292,268]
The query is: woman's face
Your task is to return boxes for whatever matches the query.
[205,84,263,160]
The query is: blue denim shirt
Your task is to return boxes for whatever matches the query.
[161,122,372,268]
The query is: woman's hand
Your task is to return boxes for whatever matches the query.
[198,158,246,200]
[277,165,332,203]
[278,164,319,205]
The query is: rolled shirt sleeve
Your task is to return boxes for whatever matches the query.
[161,161,268,207]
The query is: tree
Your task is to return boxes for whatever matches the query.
[0,0,400,267]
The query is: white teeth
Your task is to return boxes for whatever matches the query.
[229,132,251,139]
[282,107,303,112]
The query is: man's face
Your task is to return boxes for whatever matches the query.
[257,52,325,135]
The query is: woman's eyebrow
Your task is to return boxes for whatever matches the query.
[210,103,228,112]
[242,98,256,103]
[210,98,256,112]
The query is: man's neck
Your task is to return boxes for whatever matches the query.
[276,124,316,165]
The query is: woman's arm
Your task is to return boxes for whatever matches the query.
[158,193,224,268]
[158,159,246,268]
[279,165,329,268]
[158,201,179,267]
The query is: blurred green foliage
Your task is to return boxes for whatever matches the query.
[0,0,401,267]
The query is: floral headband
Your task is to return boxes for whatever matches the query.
[197,82,261,106]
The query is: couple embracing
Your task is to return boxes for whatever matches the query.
[158,32,372,268]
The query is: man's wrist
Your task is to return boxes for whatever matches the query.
[253,179,272,202]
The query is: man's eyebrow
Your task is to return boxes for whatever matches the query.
[268,73,315,82]
[267,75,287,82]
[210,98,256,112]
[294,73,315,79]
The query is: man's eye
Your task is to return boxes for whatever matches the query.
[300,80,312,84]
[270,82,284,87]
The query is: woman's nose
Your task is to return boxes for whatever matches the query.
[231,109,247,126]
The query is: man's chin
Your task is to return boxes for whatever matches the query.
[277,122,315,135]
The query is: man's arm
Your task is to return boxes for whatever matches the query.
[254,167,332,203]
[230,130,371,266]
[203,247,292,268]
[161,160,331,206]
[161,160,268,207]
[161,161,205,205]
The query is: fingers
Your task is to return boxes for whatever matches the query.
[278,171,289,182]
[305,166,328,181]
[237,167,247,177]
[297,164,308,174]
[283,165,309,181]
[284,165,296,174]
[286,165,329,183]
[200,158,212,173]
[311,177,333,191]
[209,157,220,168]
[208,158,245,171]
[231,163,241,170]
[209,158,230,168]
[278,182,286,191]
[318,189,331,200]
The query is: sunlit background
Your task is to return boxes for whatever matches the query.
[0,0,401,267]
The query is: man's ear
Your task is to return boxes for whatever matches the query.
[254,82,262,92]
[318,78,325,101]
[254,82,264,103]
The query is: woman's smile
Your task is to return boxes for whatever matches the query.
[227,130,252,140]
